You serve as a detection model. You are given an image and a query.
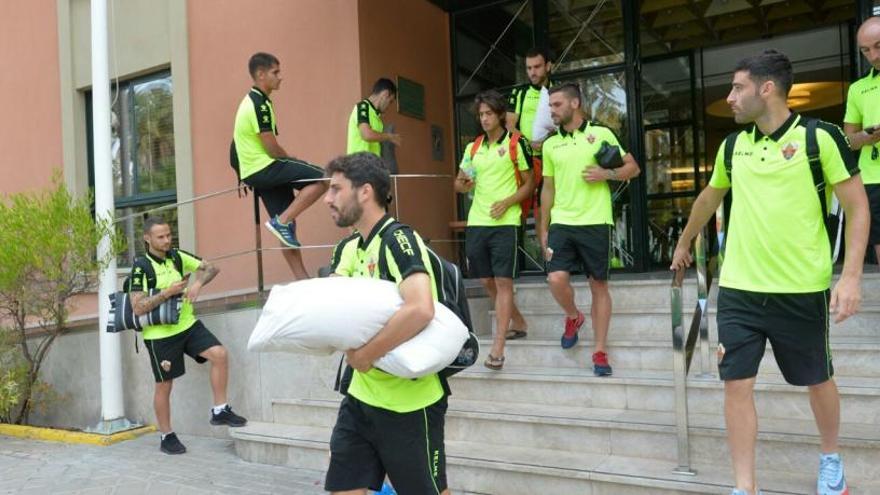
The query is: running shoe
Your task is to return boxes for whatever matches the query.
[817,453,849,495]
[265,216,300,247]
[592,351,613,376]
[560,311,585,349]
[210,405,248,427]
[160,432,186,455]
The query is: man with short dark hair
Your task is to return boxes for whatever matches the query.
[455,90,533,370]
[844,17,880,266]
[323,153,449,495]
[131,217,247,455]
[540,83,641,377]
[671,50,869,495]
[233,52,327,279]
[347,78,402,156]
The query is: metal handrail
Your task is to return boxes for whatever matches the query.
[669,228,715,475]
[110,173,456,292]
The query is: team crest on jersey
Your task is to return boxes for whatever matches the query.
[586,134,596,144]
[367,257,377,277]
[781,142,799,160]
[497,147,507,157]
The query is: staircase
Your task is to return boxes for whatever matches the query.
[231,273,880,494]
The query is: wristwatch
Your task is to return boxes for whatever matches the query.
[607,168,618,180]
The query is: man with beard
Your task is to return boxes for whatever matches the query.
[844,17,880,267]
[539,83,640,376]
[322,153,449,495]
[131,217,247,455]
[671,50,868,495]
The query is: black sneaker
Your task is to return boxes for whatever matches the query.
[160,432,187,455]
[210,405,248,427]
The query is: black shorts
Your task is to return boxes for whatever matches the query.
[866,184,880,246]
[144,321,222,383]
[546,224,611,280]
[243,159,325,218]
[466,226,518,279]
[717,287,833,386]
[325,395,448,494]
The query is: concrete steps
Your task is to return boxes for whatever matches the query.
[481,337,880,378]
[231,421,880,494]
[231,272,880,493]
[489,305,880,340]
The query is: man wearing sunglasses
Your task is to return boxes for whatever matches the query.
[844,16,880,265]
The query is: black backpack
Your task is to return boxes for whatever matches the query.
[721,117,844,261]
[229,140,251,197]
[377,221,479,379]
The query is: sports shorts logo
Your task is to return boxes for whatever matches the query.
[781,142,799,160]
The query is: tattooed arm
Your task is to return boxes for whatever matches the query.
[185,260,219,303]
[130,277,188,316]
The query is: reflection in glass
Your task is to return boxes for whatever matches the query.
[549,0,624,71]
[454,1,534,95]
[641,57,692,124]
[648,197,694,266]
[133,77,176,195]
[645,127,695,194]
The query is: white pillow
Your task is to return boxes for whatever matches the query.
[531,86,555,143]
[247,277,468,379]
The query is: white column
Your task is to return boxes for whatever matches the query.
[92,0,124,422]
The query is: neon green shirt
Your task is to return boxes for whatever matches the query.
[709,113,859,293]
[330,216,443,413]
[843,68,880,184]
[508,80,556,156]
[347,99,384,156]
[233,87,277,179]
[130,249,203,340]
[542,120,624,226]
[460,131,532,226]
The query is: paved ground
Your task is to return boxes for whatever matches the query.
[0,433,327,494]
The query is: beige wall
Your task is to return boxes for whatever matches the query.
[357,0,457,259]
[0,0,64,194]
[185,0,363,294]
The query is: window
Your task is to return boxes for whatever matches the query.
[87,71,177,266]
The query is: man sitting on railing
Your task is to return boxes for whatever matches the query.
[671,50,869,495]
[232,52,327,279]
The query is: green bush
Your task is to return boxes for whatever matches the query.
[0,176,122,424]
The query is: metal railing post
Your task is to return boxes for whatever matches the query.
[694,229,712,377]
[253,192,264,294]
[670,266,696,476]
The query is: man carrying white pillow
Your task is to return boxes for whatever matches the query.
[322,152,450,495]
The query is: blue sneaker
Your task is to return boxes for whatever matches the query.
[817,453,849,495]
[373,482,397,495]
[265,216,300,248]
[560,311,585,349]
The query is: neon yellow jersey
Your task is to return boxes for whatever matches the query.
[710,113,859,293]
[843,68,880,184]
[508,80,556,156]
[460,131,532,226]
[347,99,384,156]
[542,120,624,226]
[233,87,277,179]
[130,249,203,340]
[330,216,443,413]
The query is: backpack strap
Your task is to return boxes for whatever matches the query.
[469,135,485,161]
[804,118,828,221]
[509,131,521,165]
[723,131,740,183]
